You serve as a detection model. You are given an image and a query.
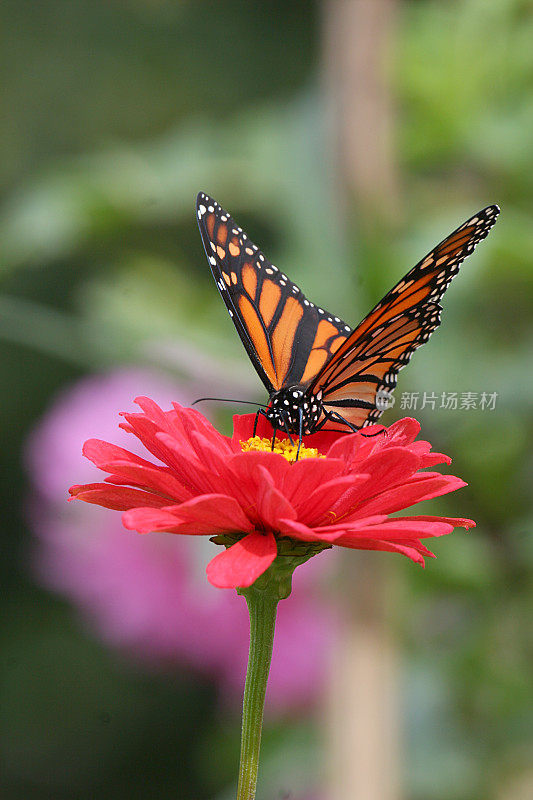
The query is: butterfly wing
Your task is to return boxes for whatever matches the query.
[310,204,500,429]
[197,192,352,394]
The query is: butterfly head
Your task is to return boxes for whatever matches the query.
[265,387,323,435]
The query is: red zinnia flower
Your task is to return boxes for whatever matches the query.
[69,398,475,589]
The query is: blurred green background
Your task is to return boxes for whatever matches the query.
[1,1,532,799]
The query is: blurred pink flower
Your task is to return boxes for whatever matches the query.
[25,369,334,712]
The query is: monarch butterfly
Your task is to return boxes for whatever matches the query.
[196,192,499,439]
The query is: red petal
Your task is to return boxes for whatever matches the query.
[360,423,386,436]
[325,434,367,463]
[324,477,378,524]
[301,427,349,454]
[123,401,230,472]
[353,448,421,501]
[69,483,169,511]
[173,401,232,449]
[135,397,227,452]
[254,465,296,527]
[227,451,290,512]
[403,440,452,467]
[276,517,352,543]
[231,413,257,443]
[328,519,454,542]
[190,431,234,476]
[102,461,191,502]
[393,515,475,530]
[353,474,467,517]
[122,507,183,533]
[165,494,253,533]
[156,433,228,495]
[120,413,183,470]
[282,458,346,511]
[334,536,427,565]
[419,452,452,467]
[397,539,436,558]
[133,395,170,428]
[82,439,156,470]
[229,450,290,483]
[385,417,421,445]
[206,532,278,589]
[297,475,369,526]
[123,494,252,535]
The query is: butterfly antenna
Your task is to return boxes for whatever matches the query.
[192,397,267,408]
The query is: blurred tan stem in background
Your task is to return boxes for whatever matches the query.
[323,1,402,799]
[324,0,399,222]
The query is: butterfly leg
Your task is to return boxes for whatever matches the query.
[271,424,278,451]
[253,407,271,438]
[327,409,384,438]
[253,409,261,438]
[326,410,361,433]
[280,415,295,446]
[296,407,304,461]
[360,427,386,439]
[313,412,343,434]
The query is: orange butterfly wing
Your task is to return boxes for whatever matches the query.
[197,192,352,393]
[311,205,500,429]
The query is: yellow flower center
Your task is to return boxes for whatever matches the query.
[240,435,323,463]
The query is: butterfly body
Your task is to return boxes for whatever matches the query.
[197,192,499,436]
[265,387,324,434]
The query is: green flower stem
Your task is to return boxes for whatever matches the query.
[236,586,279,800]
[220,538,329,799]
